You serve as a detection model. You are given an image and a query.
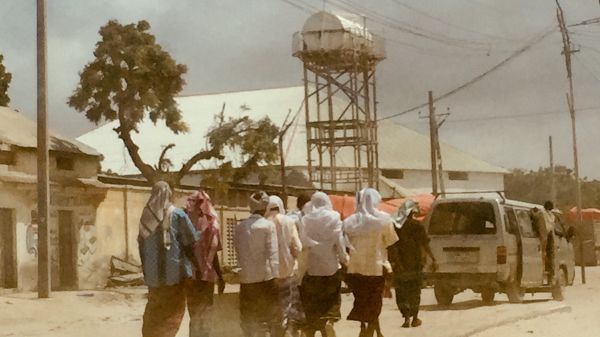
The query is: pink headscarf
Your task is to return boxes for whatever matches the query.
[184,190,222,283]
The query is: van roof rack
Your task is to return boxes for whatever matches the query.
[435,191,506,203]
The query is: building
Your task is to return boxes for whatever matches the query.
[77,86,508,196]
[0,106,105,291]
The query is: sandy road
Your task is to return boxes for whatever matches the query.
[1,267,598,337]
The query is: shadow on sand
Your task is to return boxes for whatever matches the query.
[420,298,552,311]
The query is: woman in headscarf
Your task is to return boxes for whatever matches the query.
[343,188,399,337]
[387,199,437,328]
[139,181,199,337]
[299,192,348,337]
[266,195,304,337]
[183,190,225,337]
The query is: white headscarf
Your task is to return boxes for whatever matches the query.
[344,188,392,235]
[301,192,341,247]
[249,191,270,213]
[139,181,173,249]
[267,195,286,215]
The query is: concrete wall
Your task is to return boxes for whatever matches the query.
[9,148,98,179]
[388,169,505,194]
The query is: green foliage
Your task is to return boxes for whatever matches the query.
[200,107,280,191]
[68,20,188,133]
[0,53,12,107]
[505,165,600,209]
[69,20,281,187]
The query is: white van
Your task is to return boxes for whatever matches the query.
[424,197,575,305]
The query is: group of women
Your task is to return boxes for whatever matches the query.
[138,181,435,337]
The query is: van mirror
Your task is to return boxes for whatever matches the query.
[566,226,575,242]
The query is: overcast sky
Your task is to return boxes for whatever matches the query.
[1,0,600,178]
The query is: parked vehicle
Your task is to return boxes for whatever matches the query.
[423,197,575,305]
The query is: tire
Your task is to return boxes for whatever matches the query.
[505,281,524,303]
[552,269,566,301]
[434,284,454,306]
[481,289,495,304]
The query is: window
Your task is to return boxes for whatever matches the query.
[56,156,74,171]
[515,209,537,238]
[448,171,469,181]
[429,201,496,235]
[503,207,519,234]
[381,169,404,179]
[0,150,15,165]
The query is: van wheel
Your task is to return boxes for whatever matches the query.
[505,281,523,303]
[552,270,566,301]
[481,289,495,304]
[434,284,454,306]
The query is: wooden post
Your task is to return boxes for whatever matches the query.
[37,0,51,298]
[557,0,585,283]
[549,136,556,205]
[428,91,438,196]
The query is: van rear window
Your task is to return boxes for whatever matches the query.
[429,202,496,235]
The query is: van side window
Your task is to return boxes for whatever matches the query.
[515,210,537,238]
[503,207,519,234]
[429,202,496,235]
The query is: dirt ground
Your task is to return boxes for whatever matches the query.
[1,267,599,337]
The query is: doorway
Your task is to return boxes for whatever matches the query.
[0,208,17,288]
[58,210,77,289]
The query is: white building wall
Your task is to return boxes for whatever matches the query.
[388,169,505,195]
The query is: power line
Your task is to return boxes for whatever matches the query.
[401,106,600,124]
[328,0,503,51]
[378,26,557,121]
[388,0,522,43]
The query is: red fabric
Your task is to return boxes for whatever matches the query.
[328,194,435,221]
[566,207,600,223]
[184,191,222,283]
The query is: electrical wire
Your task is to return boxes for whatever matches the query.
[378,26,557,121]
[400,106,600,125]
[388,0,523,43]
[327,0,505,51]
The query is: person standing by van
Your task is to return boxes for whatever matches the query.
[388,199,437,328]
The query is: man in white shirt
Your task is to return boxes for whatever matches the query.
[234,191,280,337]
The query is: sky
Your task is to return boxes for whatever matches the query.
[1,0,600,178]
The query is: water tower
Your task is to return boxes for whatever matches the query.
[293,11,385,191]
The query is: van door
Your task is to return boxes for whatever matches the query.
[515,209,544,286]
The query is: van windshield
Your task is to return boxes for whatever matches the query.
[429,202,496,235]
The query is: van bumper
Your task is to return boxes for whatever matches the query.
[425,272,499,290]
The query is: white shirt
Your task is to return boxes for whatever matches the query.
[304,219,348,277]
[234,214,279,284]
[271,213,302,279]
[345,221,399,276]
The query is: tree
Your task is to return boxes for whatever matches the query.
[505,166,600,209]
[69,20,280,186]
[0,53,11,106]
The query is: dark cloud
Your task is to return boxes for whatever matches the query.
[1,0,599,178]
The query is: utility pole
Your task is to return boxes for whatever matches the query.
[278,109,298,208]
[549,136,556,205]
[557,0,585,284]
[37,0,51,298]
[435,108,450,197]
[428,91,438,196]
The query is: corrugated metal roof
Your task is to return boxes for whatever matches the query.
[76,86,507,176]
[0,106,101,157]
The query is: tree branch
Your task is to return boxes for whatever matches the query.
[114,127,157,182]
[155,143,176,172]
[176,147,224,184]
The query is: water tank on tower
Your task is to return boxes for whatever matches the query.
[293,11,385,191]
